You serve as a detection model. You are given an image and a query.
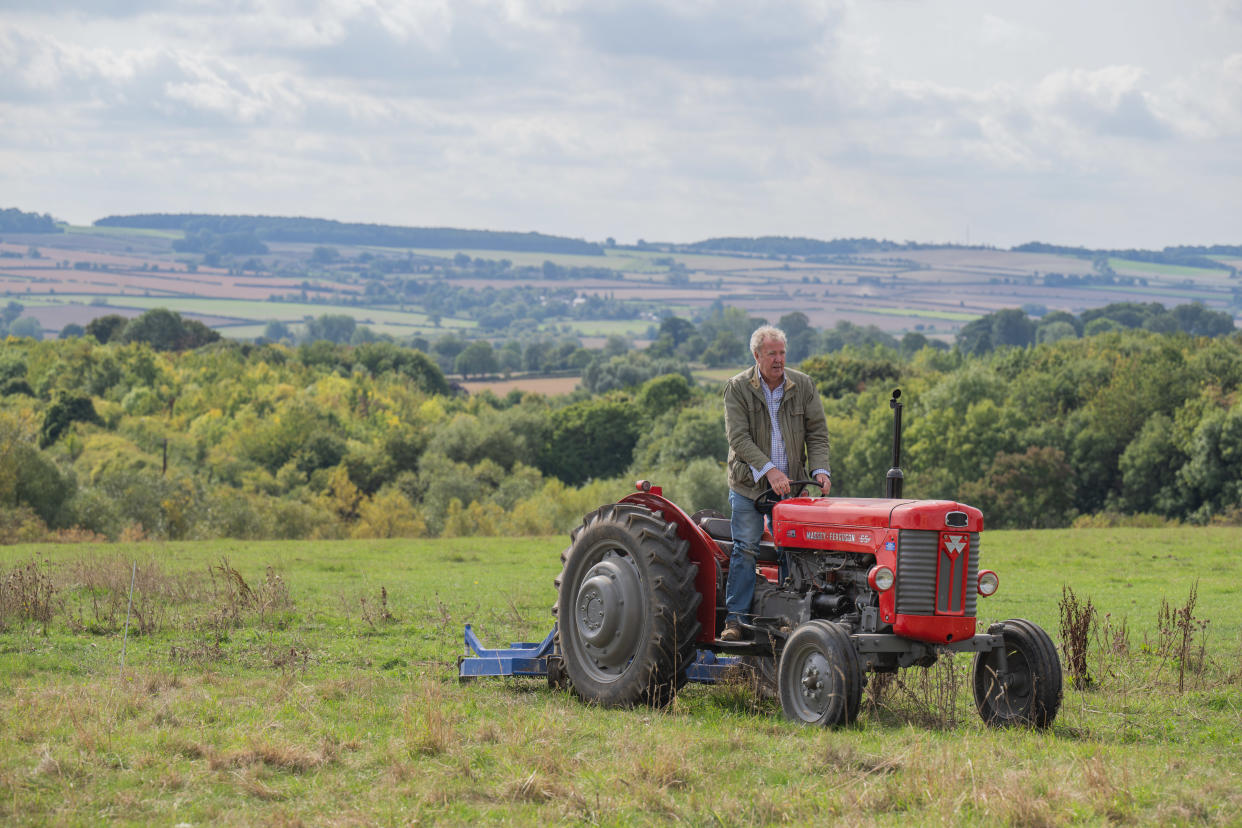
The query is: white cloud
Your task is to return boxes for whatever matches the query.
[1,0,1240,247]
[1034,66,1170,140]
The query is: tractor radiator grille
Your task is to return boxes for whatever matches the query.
[895,530,979,617]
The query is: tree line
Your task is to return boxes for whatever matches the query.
[94,213,604,256]
[3,318,1242,544]
[0,208,62,234]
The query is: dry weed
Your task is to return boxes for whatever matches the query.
[201,559,294,637]
[210,740,334,774]
[1060,585,1097,688]
[353,586,397,628]
[1151,581,1211,692]
[880,655,967,729]
[66,555,190,635]
[0,559,60,634]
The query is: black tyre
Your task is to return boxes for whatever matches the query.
[553,503,701,708]
[777,620,862,727]
[973,618,1063,728]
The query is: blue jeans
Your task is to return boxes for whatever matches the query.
[725,490,767,625]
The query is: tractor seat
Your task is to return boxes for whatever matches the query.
[695,515,781,566]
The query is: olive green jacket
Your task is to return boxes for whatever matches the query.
[723,366,832,500]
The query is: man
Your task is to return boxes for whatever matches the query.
[720,325,831,641]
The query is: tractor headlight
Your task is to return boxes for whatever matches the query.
[868,565,895,592]
[977,570,999,597]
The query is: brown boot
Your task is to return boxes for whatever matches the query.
[720,620,743,642]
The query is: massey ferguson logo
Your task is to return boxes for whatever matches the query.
[941,534,967,560]
[806,531,870,544]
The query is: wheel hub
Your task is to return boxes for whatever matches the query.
[573,554,643,669]
[799,654,831,708]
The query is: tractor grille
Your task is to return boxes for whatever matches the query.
[895,530,979,617]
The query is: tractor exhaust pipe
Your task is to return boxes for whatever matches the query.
[886,388,904,498]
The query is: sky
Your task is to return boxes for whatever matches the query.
[2,0,1241,250]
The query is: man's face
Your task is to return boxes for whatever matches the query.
[754,337,786,386]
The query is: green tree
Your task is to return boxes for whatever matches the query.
[86,314,129,343]
[354,342,448,395]
[802,352,901,399]
[539,398,640,485]
[634,373,692,420]
[39,395,103,448]
[1117,413,1188,515]
[121,308,220,351]
[8,317,43,340]
[1172,303,1234,337]
[955,316,993,355]
[305,314,356,344]
[959,446,1076,528]
[1037,321,1077,344]
[12,443,75,528]
[263,320,292,342]
[991,309,1036,348]
[1177,403,1242,520]
[455,340,499,379]
[1084,318,1122,336]
[700,331,746,367]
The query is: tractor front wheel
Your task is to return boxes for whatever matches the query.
[554,503,701,708]
[777,620,862,727]
[972,618,1063,728]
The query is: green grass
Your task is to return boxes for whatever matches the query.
[1077,283,1227,303]
[405,248,655,272]
[403,247,785,275]
[855,306,981,322]
[1107,257,1233,279]
[553,319,654,337]
[61,224,184,240]
[0,527,1240,824]
[28,295,476,331]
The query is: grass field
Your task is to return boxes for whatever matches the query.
[852,306,981,322]
[62,225,184,241]
[24,295,476,335]
[1107,257,1234,280]
[1,526,1239,824]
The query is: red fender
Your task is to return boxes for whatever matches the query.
[622,485,728,644]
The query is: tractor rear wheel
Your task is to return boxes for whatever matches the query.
[777,620,862,727]
[972,618,1063,728]
[554,503,701,708]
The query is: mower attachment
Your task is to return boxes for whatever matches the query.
[458,624,739,683]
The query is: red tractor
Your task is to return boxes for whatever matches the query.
[462,390,1062,728]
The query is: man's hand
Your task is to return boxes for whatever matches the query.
[764,467,791,496]
[815,473,832,496]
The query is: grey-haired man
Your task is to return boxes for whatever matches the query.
[720,325,831,641]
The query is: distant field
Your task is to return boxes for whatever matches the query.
[62,224,183,240]
[3,227,1238,344]
[22,294,475,330]
[1108,257,1234,279]
[459,375,581,396]
[853,306,980,322]
[404,247,774,276]
[405,247,646,271]
[557,319,653,337]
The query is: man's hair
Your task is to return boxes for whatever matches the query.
[750,325,787,355]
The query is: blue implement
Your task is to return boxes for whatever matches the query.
[458,623,739,683]
[458,623,557,679]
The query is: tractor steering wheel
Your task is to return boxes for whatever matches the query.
[753,479,828,515]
